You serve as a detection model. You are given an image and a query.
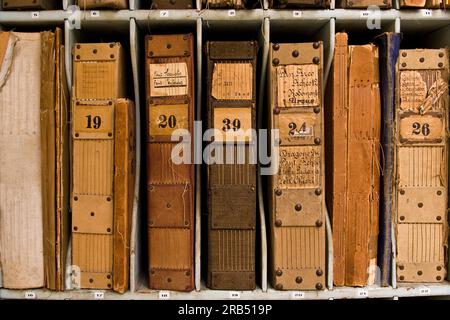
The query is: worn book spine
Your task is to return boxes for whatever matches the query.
[0,32,45,289]
[329,33,381,287]
[206,41,257,290]
[394,49,449,283]
[113,99,136,293]
[2,0,59,9]
[152,0,194,8]
[400,0,426,6]
[425,0,443,7]
[375,32,401,288]
[78,0,128,9]
[337,0,392,7]
[203,0,246,8]
[72,43,125,290]
[145,34,195,292]
[270,0,329,8]
[269,42,326,291]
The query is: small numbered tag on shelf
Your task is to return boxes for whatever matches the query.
[419,287,431,295]
[292,11,301,17]
[228,10,236,17]
[24,291,36,299]
[159,291,171,299]
[291,291,305,299]
[90,11,100,18]
[422,9,432,17]
[229,291,241,299]
[94,291,104,299]
[357,289,369,298]
[31,12,39,19]
[160,10,169,18]
[360,11,371,18]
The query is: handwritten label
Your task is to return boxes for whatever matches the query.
[212,63,253,100]
[357,289,369,298]
[159,291,171,299]
[94,291,104,299]
[160,10,169,17]
[276,64,319,108]
[422,9,432,17]
[400,71,427,112]
[293,11,301,17]
[291,291,305,299]
[228,9,236,16]
[31,12,39,19]
[24,291,36,299]
[149,63,188,97]
[90,11,100,17]
[229,291,241,299]
[419,287,431,295]
[278,146,321,188]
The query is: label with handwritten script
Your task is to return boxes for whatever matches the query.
[212,63,253,100]
[277,146,321,188]
[399,71,427,112]
[149,62,188,97]
[276,64,319,108]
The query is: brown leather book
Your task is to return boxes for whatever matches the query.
[145,34,195,292]
[151,0,194,8]
[268,42,326,291]
[71,43,126,290]
[206,41,258,290]
[400,0,425,6]
[337,0,392,8]
[77,0,128,9]
[394,49,449,283]
[1,0,60,10]
[270,0,329,8]
[327,33,381,287]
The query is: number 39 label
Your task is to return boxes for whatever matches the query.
[399,114,443,143]
[73,104,114,139]
[214,107,253,142]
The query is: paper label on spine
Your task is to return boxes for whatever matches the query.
[276,64,319,108]
[149,62,188,97]
[212,63,253,100]
[400,71,427,112]
[277,146,321,188]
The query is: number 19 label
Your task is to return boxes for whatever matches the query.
[73,104,114,139]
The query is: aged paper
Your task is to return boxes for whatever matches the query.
[277,146,321,188]
[149,62,188,97]
[213,107,252,142]
[149,104,189,136]
[276,64,320,108]
[400,115,443,142]
[211,63,253,100]
[400,71,427,112]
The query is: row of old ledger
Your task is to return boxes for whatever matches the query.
[1,0,449,9]
[0,30,448,293]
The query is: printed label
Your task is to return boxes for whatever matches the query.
[149,62,188,97]
[149,104,189,137]
[213,107,253,142]
[159,291,171,299]
[277,112,319,145]
[399,114,443,142]
[277,146,321,188]
[276,64,319,108]
[229,291,241,299]
[73,104,114,139]
[212,63,253,100]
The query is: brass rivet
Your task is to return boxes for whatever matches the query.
[313,57,320,64]
[89,278,94,283]
[149,51,154,57]
[419,57,425,63]
[166,203,171,208]
[315,283,323,290]
[185,220,189,226]
[437,276,442,281]
[76,44,81,49]
[107,228,111,233]
[273,58,280,66]
[107,197,111,202]
[107,275,111,279]
[437,266,442,271]
[402,52,407,57]
[93,49,97,54]
[292,50,299,58]
[167,278,172,283]
[74,226,78,231]
[295,204,302,212]
[438,62,444,68]
[107,284,112,288]
[399,265,405,270]
[75,133,79,137]
[274,107,280,115]
[313,42,320,49]
[439,52,444,58]
[401,62,407,67]
[275,189,282,196]
[275,220,282,227]
[275,284,283,290]
[417,271,423,276]
[74,196,78,201]
[110,54,115,59]
[436,216,442,221]
[399,276,405,281]
[166,43,172,49]
[170,0,176,4]
[314,137,321,145]
[418,202,423,208]
[108,133,112,137]
[400,216,405,221]
[315,188,322,196]
[400,189,405,195]
[295,276,303,284]
[76,55,81,60]
[108,101,113,105]
[316,269,323,276]
[90,212,95,217]
[315,220,323,227]
[276,270,282,277]
[186,270,191,276]
[272,44,280,51]
[149,185,154,191]
[109,43,114,48]
[314,107,320,114]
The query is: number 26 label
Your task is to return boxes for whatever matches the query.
[400,115,443,142]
